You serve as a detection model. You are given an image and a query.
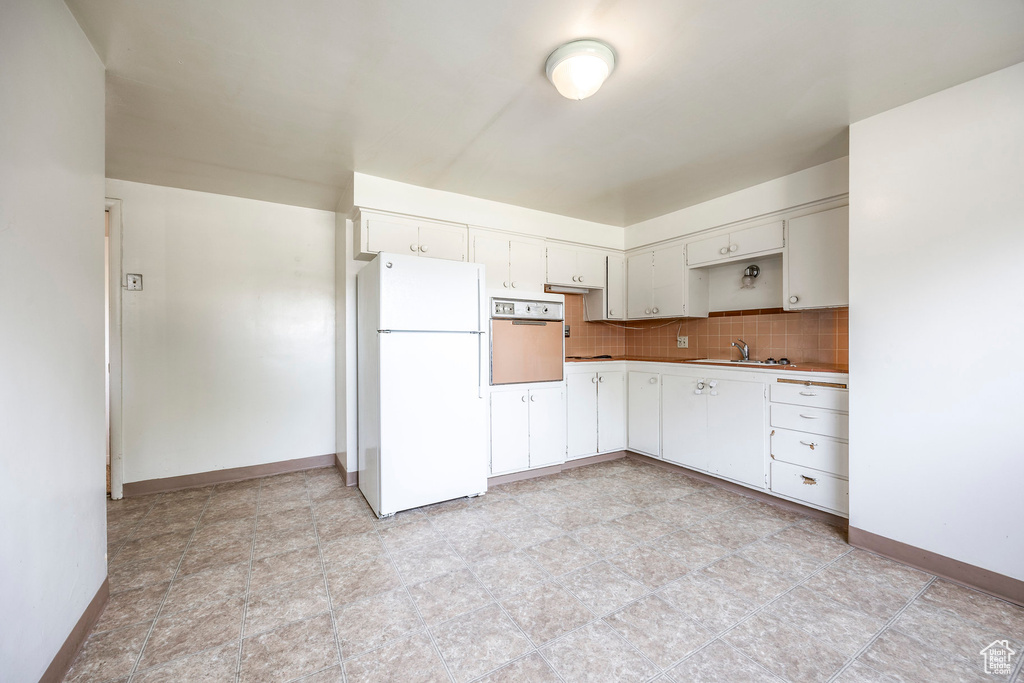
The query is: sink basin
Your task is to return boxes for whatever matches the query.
[688,359,794,367]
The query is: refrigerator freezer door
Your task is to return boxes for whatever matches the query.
[378,253,483,332]
[377,331,487,515]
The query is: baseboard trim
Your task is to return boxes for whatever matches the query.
[487,451,627,487]
[123,454,337,497]
[334,453,358,486]
[626,452,849,528]
[849,526,1024,607]
[40,578,109,683]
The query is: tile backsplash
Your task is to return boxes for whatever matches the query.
[563,294,848,366]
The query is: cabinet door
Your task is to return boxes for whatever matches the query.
[528,387,566,468]
[651,244,685,317]
[626,252,652,318]
[786,206,849,310]
[508,240,546,293]
[366,217,420,256]
[490,391,530,475]
[576,250,606,288]
[707,379,766,488]
[546,246,577,286]
[473,235,510,292]
[729,221,784,258]
[627,372,661,456]
[606,255,625,319]
[418,224,467,262]
[686,233,730,266]
[596,371,626,452]
[566,373,598,459]
[661,375,709,471]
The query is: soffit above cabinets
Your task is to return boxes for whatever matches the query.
[67,0,1024,225]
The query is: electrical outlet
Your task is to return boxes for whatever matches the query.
[125,273,143,291]
[677,335,689,348]
[564,324,570,338]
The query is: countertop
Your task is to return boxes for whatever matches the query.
[564,355,849,374]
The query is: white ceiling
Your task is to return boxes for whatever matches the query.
[66,0,1024,226]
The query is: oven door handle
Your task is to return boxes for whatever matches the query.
[511,320,549,326]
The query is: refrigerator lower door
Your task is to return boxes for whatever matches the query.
[377,331,487,515]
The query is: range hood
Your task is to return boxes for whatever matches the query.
[545,284,592,295]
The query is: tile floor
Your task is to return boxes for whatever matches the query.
[68,458,1024,683]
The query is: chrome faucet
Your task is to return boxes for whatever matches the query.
[732,339,750,361]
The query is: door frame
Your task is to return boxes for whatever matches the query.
[106,197,124,499]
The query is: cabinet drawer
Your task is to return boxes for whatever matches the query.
[771,383,848,411]
[771,461,848,514]
[770,403,848,439]
[771,428,848,477]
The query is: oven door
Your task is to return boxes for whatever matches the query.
[490,319,564,385]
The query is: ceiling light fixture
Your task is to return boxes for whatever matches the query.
[545,39,616,100]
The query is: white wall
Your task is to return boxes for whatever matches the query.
[626,158,848,249]
[352,173,626,250]
[106,180,336,483]
[0,1,106,680]
[849,62,1024,580]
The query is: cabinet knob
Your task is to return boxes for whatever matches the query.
[648,377,657,385]
[598,375,604,383]
[652,307,659,314]
[592,376,598,383]
[511,282,517,288]
[708,380,718,388]
[521,395,526,402]
[710,390,718,396]
[578,275,584,282]
[644,308,651,315]
[608,309,615,316]
[530,394,536,402]
[420,245,429,253]
[729,244,738,252]
[789,295,799,304]
[719,247,728,255]
[572,275,578,282]
[410,244,419,252]
[694,389,703,395]
[503,282,509,288]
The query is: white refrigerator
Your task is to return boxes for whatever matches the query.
[357,253,488,517]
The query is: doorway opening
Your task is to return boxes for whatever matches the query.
[106,198,124,499]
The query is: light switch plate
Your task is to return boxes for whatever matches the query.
[125,273,143,291]
[677,336,688,348]
[564,324,570,338]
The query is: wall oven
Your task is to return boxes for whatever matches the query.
[490,298,564,385]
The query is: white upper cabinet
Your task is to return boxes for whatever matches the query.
[605,254,625,319]
[546,246,607,287]
[508,240,546,293]
[784,206,849,310]
[626,244,704,319]
[471,231,545,294]
[651,244,685,317]
[686,221,784,267]
[356,210,468,262]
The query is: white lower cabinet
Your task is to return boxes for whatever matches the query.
[768,378,850,514]
[566,368,626,459]
[528,386,567,468]
[627,372,661,456]
[489,386,566,475]
[662,373,765,488]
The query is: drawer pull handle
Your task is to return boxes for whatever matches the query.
[799,391,818,397]
[801,475,817,485]
[799,440,817,450]
[798,413,819,419]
